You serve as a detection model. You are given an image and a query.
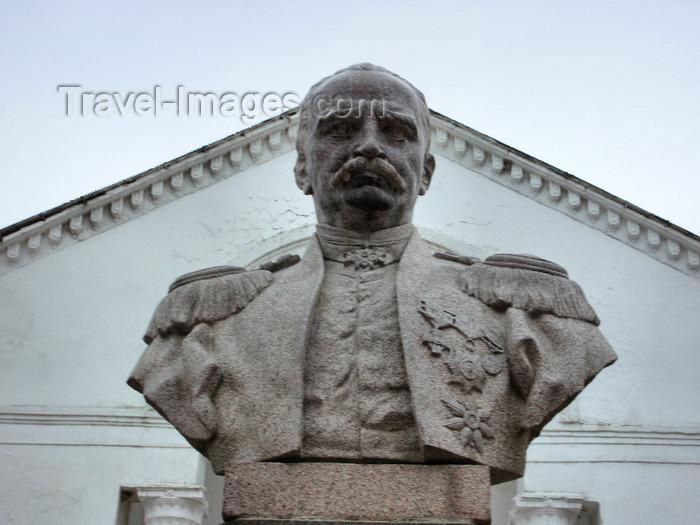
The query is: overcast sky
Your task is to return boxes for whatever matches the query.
[2,0,699,235]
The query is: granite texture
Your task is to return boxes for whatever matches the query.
[222,463,490,522]
[222,518,491,525]
[128,231,616,482]
[128,64,617,489]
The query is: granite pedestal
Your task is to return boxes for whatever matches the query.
[221,463,491,525]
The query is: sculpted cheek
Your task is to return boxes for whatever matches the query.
[310,149,328,164]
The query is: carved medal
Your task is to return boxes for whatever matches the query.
[418,299,506,452]
[442,399,494,453]
[445,348,486,392]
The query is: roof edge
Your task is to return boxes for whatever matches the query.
[0,109,300,239]
[431,110,699,242]
[428,112,699,276]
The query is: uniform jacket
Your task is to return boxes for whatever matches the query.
[129,230,616,483]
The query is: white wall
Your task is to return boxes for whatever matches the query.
[1,149,698,524]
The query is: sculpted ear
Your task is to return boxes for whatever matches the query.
[294,154,313,195]
[419,152,435,196]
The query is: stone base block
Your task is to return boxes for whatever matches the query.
[223,463,490,523]
[221,518,484,525]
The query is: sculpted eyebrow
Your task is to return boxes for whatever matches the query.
[317,108,361,122]
[382,110,418,136]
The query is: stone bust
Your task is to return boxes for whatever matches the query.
[128,64,616,484]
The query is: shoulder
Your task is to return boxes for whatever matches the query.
[460,253,600,324]
[425,249,599,324]
[144,255,301,343]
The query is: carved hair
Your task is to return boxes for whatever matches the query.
[294,63,431,184]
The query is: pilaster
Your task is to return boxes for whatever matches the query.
[509,492,586,525]
[135,485,208,525]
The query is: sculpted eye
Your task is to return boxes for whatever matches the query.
[318,118,357,140]
[383,124,409,141]
[329,122,353,139]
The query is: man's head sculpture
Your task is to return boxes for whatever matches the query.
[294,63,436,233]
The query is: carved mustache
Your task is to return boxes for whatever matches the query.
[330,156,407,194]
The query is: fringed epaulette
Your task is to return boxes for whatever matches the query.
[144,265,273,344]
[459,254,600,325]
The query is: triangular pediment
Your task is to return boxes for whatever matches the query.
[1,109,698,278]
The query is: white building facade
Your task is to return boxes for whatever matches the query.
[1,111,698,524]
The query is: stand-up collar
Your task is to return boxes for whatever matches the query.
[315,223,415,268]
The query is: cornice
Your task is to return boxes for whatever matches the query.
[0,406,188,449]
[1,110,698,278]
[430,113,700,277]
[529,423,700,465]
[0,406,170,428]
[0,111,301,276]
[2,407,697,466]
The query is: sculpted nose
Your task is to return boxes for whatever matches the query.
[352,123,386,159]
